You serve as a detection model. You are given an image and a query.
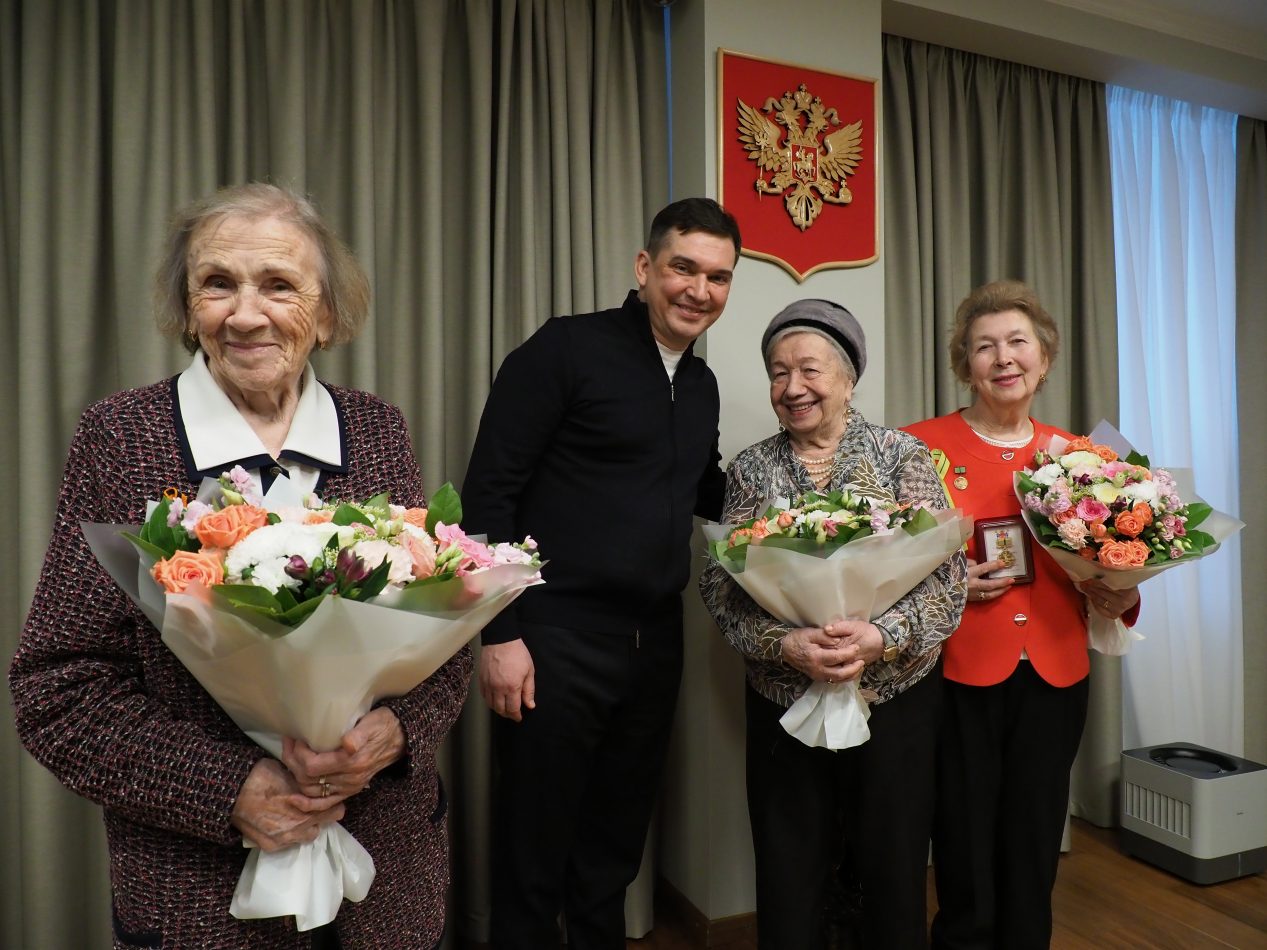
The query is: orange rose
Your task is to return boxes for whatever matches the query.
[152,549,225,593]
[1132,502,1154,527]
[402,507,429,528]
[1092,444,1119,462]
[1051,508,1077,526]
[1065,436,1095,453]
[194,504,269,548]
[1113,509,1146,538]
[776,511,796,528]
[1078,546,1098,560]
[1089,521,1109,540]
[728,528,752,547]
[750,518,771,541]
[304,509,335,524]
[1097,538,1150,569]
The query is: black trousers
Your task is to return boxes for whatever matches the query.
[745,667,943,949]
[930,662,1090,950]
[489,616,683,950]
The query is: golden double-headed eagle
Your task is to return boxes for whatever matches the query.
[736,83,863,231]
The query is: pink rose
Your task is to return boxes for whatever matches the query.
[1075,498,1111,523]
[400,530,438,579]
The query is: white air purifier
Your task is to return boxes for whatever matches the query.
[1120,742,1267,884]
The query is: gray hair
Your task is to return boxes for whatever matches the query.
[153,182,371,352]
[764,326,858,384]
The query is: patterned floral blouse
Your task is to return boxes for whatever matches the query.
[700,407,967,708]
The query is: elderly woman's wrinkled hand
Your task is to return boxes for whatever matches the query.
[1077,579,1141,620]
[231,758,346,853]
[966,557,1013,604]
[781,623,866,684]
[280,706,406,801]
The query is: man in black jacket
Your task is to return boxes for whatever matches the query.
[463,197,740,949]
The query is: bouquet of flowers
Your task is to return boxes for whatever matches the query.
[705,488,970,750]
[1014,421,1242,654]
[82,468,542,930]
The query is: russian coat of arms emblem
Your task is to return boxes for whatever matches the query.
[736,83,864,231]
[718,50,878,280]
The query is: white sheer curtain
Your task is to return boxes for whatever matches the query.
[1107,86,1243,755]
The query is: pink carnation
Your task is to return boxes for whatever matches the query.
[1056,518,1090,549]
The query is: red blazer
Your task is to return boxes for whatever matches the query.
[904,411,1094,688]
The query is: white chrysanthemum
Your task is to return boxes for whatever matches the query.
[351,539,416,586]
[224,522,344,592]
[1030,462,1065,486]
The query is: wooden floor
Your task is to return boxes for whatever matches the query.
[626,819,1267,949]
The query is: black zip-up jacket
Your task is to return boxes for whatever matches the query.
[463,290,725,643]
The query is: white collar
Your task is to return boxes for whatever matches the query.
[176,351,343,474]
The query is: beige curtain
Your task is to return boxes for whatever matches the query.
[881,35,1123,825]
[0,2,668,947]
[1236,116,1267,768]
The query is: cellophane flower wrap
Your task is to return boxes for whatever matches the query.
[81,468,542,931]
[1014,420,1242,654]
[703,488,971,750]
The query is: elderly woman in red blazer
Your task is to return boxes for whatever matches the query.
[9,184,467,950]
[904,280,1140,950]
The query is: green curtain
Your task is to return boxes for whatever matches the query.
[0,2,667,947]
[1236,115,1267,767]
[881,34,1123,826]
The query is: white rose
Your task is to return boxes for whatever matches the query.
[1031,462,1066,486]
[1120,480,1159,504]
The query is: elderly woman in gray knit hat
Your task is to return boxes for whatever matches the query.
[700,299,966,949]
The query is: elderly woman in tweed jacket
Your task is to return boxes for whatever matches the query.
[9,184,468,950]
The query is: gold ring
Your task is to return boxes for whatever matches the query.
[319,779,331,798]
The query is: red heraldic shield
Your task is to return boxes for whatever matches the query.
[718,49,879,281]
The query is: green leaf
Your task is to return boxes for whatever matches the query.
[364,491,391,510]
[1125,449,1151,468]
[138,499,180,557]
[351,557,393,601]
[425,482,463,533]
[332,502,374,527]
[1016,472,1039,495]
[123,532,172,562]
[901,507,938,537]
[213,584,285,613]
[1182,502,1212,530]
[273,586,300,612]
[276,596,327,626]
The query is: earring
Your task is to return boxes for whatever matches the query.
[1038,373,1047,385]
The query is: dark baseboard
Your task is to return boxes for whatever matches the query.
[655,875,756,946]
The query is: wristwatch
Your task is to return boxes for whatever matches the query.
[879,626,900,663]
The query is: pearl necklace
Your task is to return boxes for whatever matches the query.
[793,451,837,484]
[965,419,1033,448]
[970,430,1031,448]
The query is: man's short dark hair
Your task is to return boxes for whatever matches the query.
[646,197,742,259]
